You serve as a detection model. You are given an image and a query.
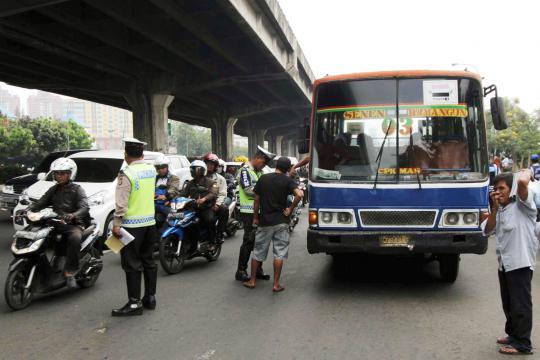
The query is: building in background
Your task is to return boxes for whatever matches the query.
[27,91,63,119]
[26,93,133,150]
[0,88,21,118]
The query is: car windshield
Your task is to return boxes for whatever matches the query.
[46,158,123,183]
[312,77,486,183]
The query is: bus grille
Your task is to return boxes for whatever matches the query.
[359,210,436,227]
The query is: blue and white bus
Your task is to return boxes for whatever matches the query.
[303,70,507,282]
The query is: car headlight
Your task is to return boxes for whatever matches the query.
[3,185,14,194]
[88,191,106,206]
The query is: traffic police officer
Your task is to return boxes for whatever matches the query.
[112,138,159,316]
[235,145,275,282]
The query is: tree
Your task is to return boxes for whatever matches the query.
[486,98,540,169]
[172,122,212,157]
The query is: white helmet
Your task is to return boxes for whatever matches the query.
[50,157,77,181]
[218,159,226,167]
[190,159,207,178]
[154,154,170,167]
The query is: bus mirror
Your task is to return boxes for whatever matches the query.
[297,125,310,154]
[490,97,508,130]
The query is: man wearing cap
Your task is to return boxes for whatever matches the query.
[235,146,274,282]
[111,138,159,316]
[243,157,303,292]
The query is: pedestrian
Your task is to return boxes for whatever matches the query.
[111,138,159,316]
[483,170,538,355]
[529,154,540,221]
[243,157,303,292]
[234,146,275,282]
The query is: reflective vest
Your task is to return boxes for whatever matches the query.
[237,165,261,214]
[123,163,157,228]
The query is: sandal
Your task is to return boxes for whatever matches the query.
[272,285,285,293]
[497,337,512,345]
[499,345,534,355]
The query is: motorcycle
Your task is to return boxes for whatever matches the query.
[298,177,308,207]
[5,208,103,310]
[158,197,221,274]
[223,186,242,238]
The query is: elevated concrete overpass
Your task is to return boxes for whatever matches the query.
[0,0,315,159]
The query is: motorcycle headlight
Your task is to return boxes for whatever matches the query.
[11,238,45,255]
[88,191,106,207]
[3,185,14,194]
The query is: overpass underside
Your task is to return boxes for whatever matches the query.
[0,0,314,158]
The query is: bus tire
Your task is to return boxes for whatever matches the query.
[439,254,460,283]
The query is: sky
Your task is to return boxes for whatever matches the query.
[279,0,540,113]
[2,0,539,114]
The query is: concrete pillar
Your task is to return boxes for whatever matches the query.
[247,128,267,158]
[211,117,237,160]
[267,134,276,154]
[275,135,284,156]
[125,88,174,152]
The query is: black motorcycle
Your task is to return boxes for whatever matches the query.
[5,208,103,310]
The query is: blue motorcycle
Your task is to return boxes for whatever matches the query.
[158,197,221,274]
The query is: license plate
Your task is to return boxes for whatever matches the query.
[379,235,411,247]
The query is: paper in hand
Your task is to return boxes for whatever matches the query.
[104,228,135,254]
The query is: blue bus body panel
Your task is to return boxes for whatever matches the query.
[310,185,488,209]
[309,184,488,232]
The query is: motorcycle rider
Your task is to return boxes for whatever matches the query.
[203,153,228,244]
[235,146,275,282]
[27,157,90,288]
[154,155,181,231]
[180,160,219,247]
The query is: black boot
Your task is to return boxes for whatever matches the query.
[235,270,250,282]
[256,268,271,281]
[142,267,157,310]
[112,272,142,316]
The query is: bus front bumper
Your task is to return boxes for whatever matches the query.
[307,229,487,255]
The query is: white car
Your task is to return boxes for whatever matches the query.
[13,150,164,239]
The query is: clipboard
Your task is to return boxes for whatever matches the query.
[104,228,135,254]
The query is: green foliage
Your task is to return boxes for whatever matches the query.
[0,116,93,178]
[487,98,540,169]
[172,122,212,157]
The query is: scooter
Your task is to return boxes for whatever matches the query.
[5,208,103,310]
[158,197,221,274]
[287,178,304,232]
[223,189,242,238]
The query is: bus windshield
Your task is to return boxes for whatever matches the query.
[312,77,486,183]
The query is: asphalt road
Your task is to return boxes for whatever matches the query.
[0,210,538,360]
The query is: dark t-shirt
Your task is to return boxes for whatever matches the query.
[254,172,298,226]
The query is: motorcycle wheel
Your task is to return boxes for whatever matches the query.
[226,228,237,237]
[77,248,102,289]
[205,244,221,262]
[159,235,186,274]
[4,268,34,310]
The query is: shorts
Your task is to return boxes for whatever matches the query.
[253,223,290,261]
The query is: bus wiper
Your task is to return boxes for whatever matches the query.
[373,123,392,189]
[409,132,422,189]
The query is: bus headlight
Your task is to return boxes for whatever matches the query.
[445,213,459,225]
[321,212,333,223]
[337,212,352,224]
[463,212,478,225]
